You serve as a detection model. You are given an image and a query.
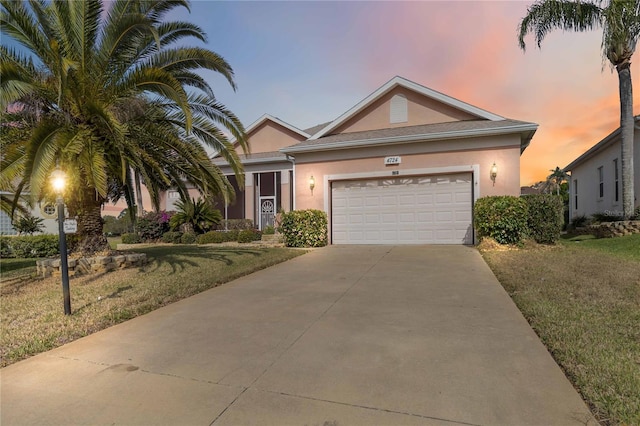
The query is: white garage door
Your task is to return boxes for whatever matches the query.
[331,173,473,245]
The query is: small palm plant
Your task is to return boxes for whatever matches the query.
[169,198,221,234]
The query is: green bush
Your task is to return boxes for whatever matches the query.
[279,209,328,248]
[522,194,564,244]
[121,233,142,244]
[161,231,183,244]
[218,219,254,230]
[137,211,172,242]
[632,206,640,220]
[180,232,197,244]
[474,196,528,245]
[223,230,239,242]
[196,231,224,244]
[570,215,589,229]
[238,229,262,243]
[0,235,60,258]
[263,225,275,235]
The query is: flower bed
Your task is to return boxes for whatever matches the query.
[36,253,147,278]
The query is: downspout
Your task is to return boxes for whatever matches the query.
[286,154,296,211]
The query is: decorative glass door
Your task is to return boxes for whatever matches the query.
[260,197,275,229]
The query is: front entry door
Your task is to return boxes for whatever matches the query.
[259,197,275,230]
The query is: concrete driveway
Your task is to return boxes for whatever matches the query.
[1,246,594,425]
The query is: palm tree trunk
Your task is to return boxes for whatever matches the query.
[69,188,109,255]
[617,62,635,219]
[135,170,144,217]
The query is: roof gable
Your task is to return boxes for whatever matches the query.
[309,76,504,140]
[242,114,309,155]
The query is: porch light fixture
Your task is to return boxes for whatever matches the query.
[490,163,498,186]
[51,168,71,315]
[309,175,315,193]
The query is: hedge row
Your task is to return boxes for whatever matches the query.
[0,235,60,258]
[474,194,564,245]
[195,229,262,244]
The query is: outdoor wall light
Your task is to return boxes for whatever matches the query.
[309,175,315,193]
[51,168,71,315]
[490,163,498,186]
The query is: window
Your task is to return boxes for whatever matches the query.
[574,179,578,210]
[598,166,604,198]
[613,159,619,202]
[168,191,180,199]
[390,94,408,123]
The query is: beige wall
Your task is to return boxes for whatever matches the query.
[244,121,307,154]
[293,146,522,214]
[333,87,478,134]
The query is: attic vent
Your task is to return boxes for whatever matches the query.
[390,94,408,123]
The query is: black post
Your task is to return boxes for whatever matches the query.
[57,196,71,315]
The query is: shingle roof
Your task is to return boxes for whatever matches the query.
[211,151,287,166]
[281,118,537,153]
[304,121,332,136]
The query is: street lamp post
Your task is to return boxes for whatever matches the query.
[52,169,71,315]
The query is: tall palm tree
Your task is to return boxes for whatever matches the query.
[518,0,640,219]
[0,0,248,254]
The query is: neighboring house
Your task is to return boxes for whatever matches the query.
[564,116,640,219]
[0,193,60,235]
[212,76,538,245]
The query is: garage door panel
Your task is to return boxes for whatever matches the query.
[332,173,472,245]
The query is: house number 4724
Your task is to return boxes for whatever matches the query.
[384,156,401,165]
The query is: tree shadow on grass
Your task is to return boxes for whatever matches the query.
[74,285,134,314]
[133,246,266,274]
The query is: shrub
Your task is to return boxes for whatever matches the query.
[474,196,528,245]
[12,213,45,235]
[180,232,197,244]
[522,194,564,244]
[0,235,59,258]
[218,219,254,230]
[591,212,624,223]
[196,231,225,244]
[137,211,172,242]
[633,206,640,220]
[223,230,239,242]
[169,198,221,234]
[570,215,589,229]
[121,233,142,244]
[263,225,275,235]
[161,231,183,244]
[279,209,328,248]
[238,229,262,243]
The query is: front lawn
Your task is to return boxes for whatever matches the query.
[480,234,640,425]
[0,245,304,367]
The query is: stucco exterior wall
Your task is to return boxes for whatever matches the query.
[569,127,639,218]
[293,144,522,213]
[333,87,478,134]
[244,121,307,154]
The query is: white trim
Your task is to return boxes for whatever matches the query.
[309,76,504,140]
[323,164,480,214]
[246,114,310,138]
[283,123,537,154]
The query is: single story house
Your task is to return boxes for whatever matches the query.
[0,193,60,235]
[564,116,639,220]
[212,76,538,245]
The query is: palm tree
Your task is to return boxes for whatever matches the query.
[0,0,248,254]
[546,166,568,195]
[170,197,222,234]
[518,0,639,219]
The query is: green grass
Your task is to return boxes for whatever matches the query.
[0,245,304,367]
[481,235,640,425]
[0,258,39,281]
[560,233,640,261]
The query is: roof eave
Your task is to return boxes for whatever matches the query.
[282,123,538,154]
